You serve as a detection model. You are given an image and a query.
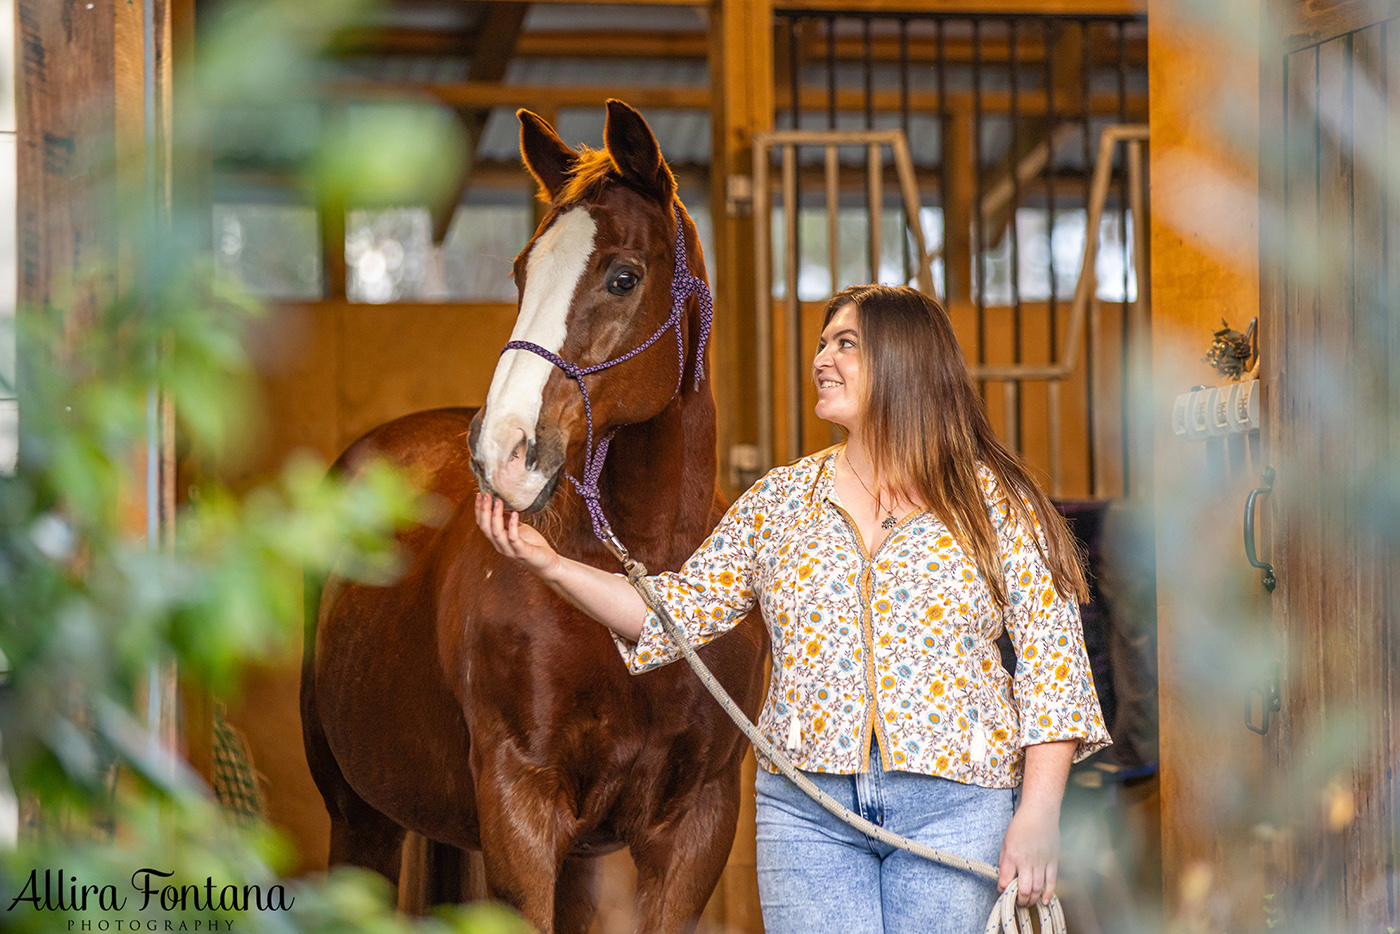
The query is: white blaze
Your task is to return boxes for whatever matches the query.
[478,206,597,504]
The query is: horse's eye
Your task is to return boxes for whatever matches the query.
[608,269,640,295]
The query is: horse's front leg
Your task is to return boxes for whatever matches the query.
[631,771,743,934]
[472,741,579,932]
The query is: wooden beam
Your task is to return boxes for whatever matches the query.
[430,3,529,242]
[1282,0,1400,51]
[712,0,773,496]
[332,80,712,110]
[329,80,1145,121]
[332,26,1146,67]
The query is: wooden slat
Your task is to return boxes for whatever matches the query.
[1345,23,1394,930]
[333,81,712,110]
[1283,0,1400,52]
[1280,39,1325,916]
[1387,27,1400,923]
[1317,33,1359,922]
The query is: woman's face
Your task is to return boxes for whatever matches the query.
[813,303,863,433]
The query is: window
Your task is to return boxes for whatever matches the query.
[213,202,322,300]
[346,196,533,303]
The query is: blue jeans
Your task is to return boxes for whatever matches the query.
[755,749,1013,934]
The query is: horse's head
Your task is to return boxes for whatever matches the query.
[469,100,708,515]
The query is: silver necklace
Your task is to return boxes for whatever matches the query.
[844,454,898,529]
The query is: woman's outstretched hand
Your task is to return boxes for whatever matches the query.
[475,492,561,580]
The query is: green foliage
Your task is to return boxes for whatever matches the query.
[0,1,525,931]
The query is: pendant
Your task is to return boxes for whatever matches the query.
[881,515,897,530]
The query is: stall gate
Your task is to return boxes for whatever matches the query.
[755,12,1148,500]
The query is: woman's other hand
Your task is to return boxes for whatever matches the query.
[475,492,561,580]
[996,800,1060,907]
[997,738,1075,907]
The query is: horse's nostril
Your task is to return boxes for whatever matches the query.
[525,439,537,471]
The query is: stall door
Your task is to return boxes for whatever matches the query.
[1261,2,1399,927]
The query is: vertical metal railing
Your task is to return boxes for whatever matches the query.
[764,12,1147,498]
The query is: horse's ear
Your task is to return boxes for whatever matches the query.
[604,99,675,204]
[519,109,577,200]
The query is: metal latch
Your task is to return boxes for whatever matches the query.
[1246,661,1281,735]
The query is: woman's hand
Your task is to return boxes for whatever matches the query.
[997,800,1060,907]
[474,492,561,580]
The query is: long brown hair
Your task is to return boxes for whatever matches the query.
[824,284,1088,607]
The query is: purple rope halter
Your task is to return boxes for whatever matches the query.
[501,203,713,546]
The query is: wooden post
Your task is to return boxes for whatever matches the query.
[1147,0,1266,926]
[710,2,771,929]
[710,0,772,500]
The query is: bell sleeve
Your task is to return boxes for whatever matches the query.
[612,470,780,674]
[991,479,1112,763]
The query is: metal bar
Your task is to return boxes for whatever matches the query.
[973,18,987,393]
[1045,17,1059,363]
[1116,19,1131,496]
[827,145,841,296]
[862,16,877,285]
[826,15,839,297]
[1080,18,1096,495]
[753,142,774,472]
[827,14,838,130]
[1009,18,1024,451]
[790,16,803,131]
[1003,382,1020,453]
[900,17,912,283]
[1048,381,1063,495]
[789,19,804,459]
[784,143,802,462]
[869,143,883,281]
[863,17,874,130]
[937,17,950,301]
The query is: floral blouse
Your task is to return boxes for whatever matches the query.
[612,450,1110,788]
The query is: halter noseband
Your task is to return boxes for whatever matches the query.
[500,202,713,549]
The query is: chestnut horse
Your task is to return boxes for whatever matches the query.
[301,100,767,933]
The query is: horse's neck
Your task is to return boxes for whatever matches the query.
[574,386,717,573]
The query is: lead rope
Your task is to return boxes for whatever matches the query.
[600,541,1066,934]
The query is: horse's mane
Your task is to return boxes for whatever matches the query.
[557,147,623,205]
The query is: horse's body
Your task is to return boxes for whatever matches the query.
[301,102,768,933]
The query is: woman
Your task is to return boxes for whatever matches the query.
[476,285,1109,934]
